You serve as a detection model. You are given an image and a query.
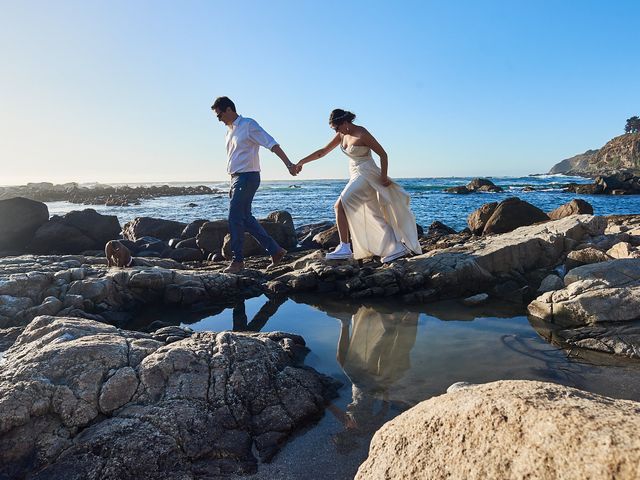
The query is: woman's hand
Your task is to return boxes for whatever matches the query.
[380,174,392,187]
[294,162,303,174]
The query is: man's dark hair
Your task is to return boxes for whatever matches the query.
[211,96,236,112]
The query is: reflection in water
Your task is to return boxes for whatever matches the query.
[328,306,419,454]
[232,296,287,332]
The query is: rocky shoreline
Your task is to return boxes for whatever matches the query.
[2,193,640,477]
[0,182,223,207]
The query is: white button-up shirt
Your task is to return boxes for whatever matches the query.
[225,115,278,174]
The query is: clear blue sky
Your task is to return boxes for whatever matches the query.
[1,0,639,184]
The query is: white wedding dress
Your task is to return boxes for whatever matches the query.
[339,144,422,260]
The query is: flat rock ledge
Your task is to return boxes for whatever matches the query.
[0,316,339,479]
[528,258,640,358]
[356,380,640,480]
[0,215,609,330]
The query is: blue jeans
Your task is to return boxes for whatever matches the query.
[228,172,280,262]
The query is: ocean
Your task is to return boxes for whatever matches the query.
[45,175,640,231]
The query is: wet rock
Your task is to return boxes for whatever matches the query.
[356,380,640,480]
[0,197,49,253]
[0,316,339,479]
[548,198,594,220]
[555,322,640,358]
[462,293,489,306]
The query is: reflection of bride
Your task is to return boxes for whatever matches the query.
[327,305,419,453]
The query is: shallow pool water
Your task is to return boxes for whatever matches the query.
[143,295,640,479]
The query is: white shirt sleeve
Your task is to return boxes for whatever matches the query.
[247,119,278,150]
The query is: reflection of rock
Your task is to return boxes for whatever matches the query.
[356,380,640,480]
[0,316,339,478]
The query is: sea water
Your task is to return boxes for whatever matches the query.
[45,175,640,232]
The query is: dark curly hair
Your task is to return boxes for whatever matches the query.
[329,109,356,127]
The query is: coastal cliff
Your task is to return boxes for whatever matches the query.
[549,133,640,176]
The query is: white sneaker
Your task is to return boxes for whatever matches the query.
[325,243,353,260]
[381,245,409,263]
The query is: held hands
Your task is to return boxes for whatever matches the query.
[286,163,298,176]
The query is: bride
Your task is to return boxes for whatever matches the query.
[295,109,421,262]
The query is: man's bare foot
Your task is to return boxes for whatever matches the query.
[223,260,244,274]
[268,248,287,269]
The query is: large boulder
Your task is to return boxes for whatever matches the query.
[196,220,230,254]
[181,219,208,239]
[28,218,97,254]
[467,202,498,235]
[482,197,549,235]
[221,221,296,259]
[0,197,49,252]
[312,225,341,249]
[61,209,121,245]
[356,380,640,480]
[0,316,339,479]
[28,209,121,254]
[122,217,187,242]
[548,198,594,220]
[266,210,297,248]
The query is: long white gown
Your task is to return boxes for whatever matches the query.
[339,144,422,260]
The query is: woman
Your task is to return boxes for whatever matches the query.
[295,109,421,262]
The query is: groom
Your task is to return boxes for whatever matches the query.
[211,96,297,274]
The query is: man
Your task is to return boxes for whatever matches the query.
[211,96,297,274]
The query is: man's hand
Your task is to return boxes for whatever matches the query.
[287,163,298,176]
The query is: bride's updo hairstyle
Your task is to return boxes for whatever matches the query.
[329,109,356,127]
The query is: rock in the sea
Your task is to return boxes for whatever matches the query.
[482,197,549,235]
[548,198,594,220]
[445,178,503,194]
[0,197,49,253]
[0,316,339,479]
[356,380,640,480]
[122,217,187,242]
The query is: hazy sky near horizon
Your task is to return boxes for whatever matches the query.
[2,0,639,185]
